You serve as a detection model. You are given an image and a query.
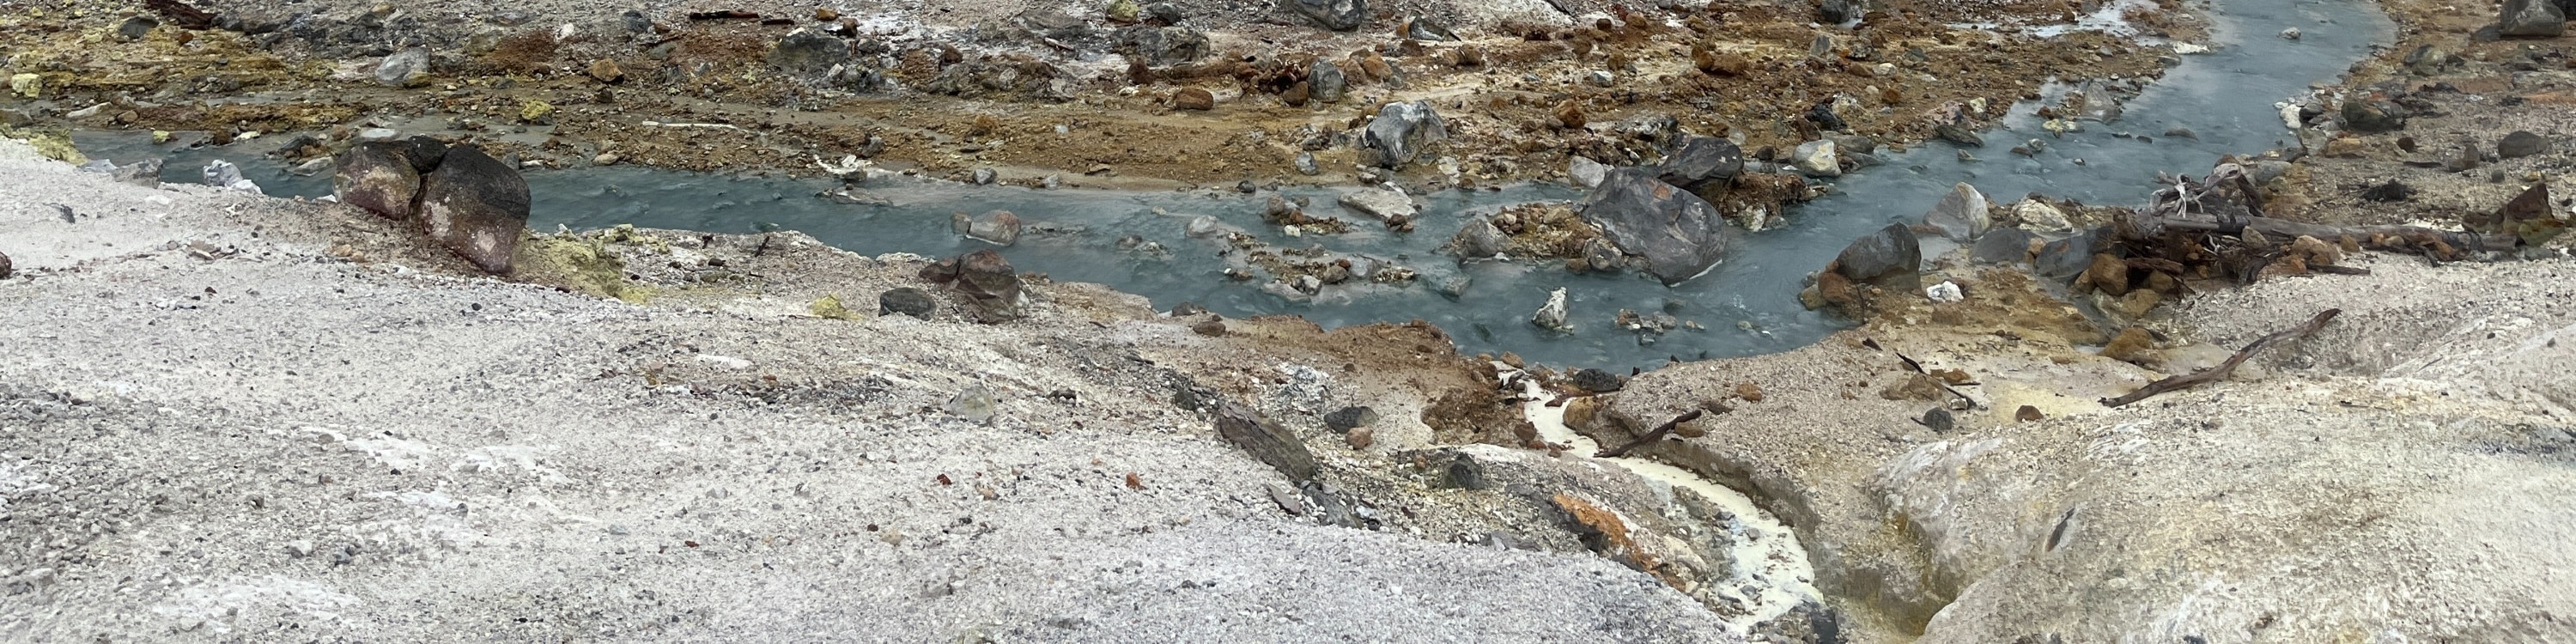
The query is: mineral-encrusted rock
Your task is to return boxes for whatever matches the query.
[1533,288,1574,332]
[2500,0,2567,37]
[333,142,427,220]
[375,48,429,88]
[878,287,938,319]
[1215,401,1321,480]
[1337,188,1417,226]
[919,249,1029,322]
[1577,168,1730,283]
[1831,223,1923,292]
[1361,101,1446,169]
[1922,182,1991,241]
[416,145,530,274]
[1286,0,1367,31]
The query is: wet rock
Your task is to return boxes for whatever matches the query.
[972,167,998,185]
[117,15,159,41]
[2076,85,2123,123]
[1570,368,1625,393]
[1360,101,1447,169]
[1215,401,1320,480]
[1337,188,1418,226]
[332,142,428,220]
[2340,100,2407,134]
[1568,155,1608,188]
[770,28,850,75]
[1922,182,1991,241]
[1532,288,1574,332]
[918,249,1029,323]
[1114,25,1211,64]
[2500,0,2567,37]
[1831,223,1922,290]
[953,210,1024,246]
[415,146,528,274]
[1791,139,1840,177]
[1971,228,2036,265]
[1935,123,1984,148]
[1309,60,1349,104]
[2497,131,2551,159]
[112,157,163,188]
[376,48,429,87]
[1286,0,1368,31]
[1655,136,1745,196]
[1581,237,1622,272]
[2012,198,2072,233]
[1185,216,1224,238]
[201,160,260,194]
[1324,405,1379,431]
[879,287,937,319]
[1450,217,1509,258]
[1578,167,1731,283]
[1171,87,1216,111]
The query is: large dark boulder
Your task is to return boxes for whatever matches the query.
[1655,136,1745,197]
[1577,167,1732,284]
[2500,0,2567,37]
[918,249,1029,323]
[1831,223,1922,290]
[416,145,530,274]
[769,28,850,75]
[1285,0,1366,31]
[332,142,426,220]
[1361,100,1446,169]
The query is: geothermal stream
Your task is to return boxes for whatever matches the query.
[57,0,2385,632]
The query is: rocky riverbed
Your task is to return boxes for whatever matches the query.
[7,0,2576,641]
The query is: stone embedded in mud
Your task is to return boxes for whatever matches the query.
[1654,136,1746,197]
[1337,188,1418,227]
[2339,100,2407,134]
[117,15,158,41]
[1922,182,1991,242]
[1360,101,1446,169]
[878,287,937,319]
[416,145,532,274]
[2497,131,2551,159]
[1449,216,1509,258]
[1172,87,1215,111]
[918,249,1029,323]
[1309,60,1349,104]
[2500,0,2567,37]
[1831,223,1923,291]
[375,48,429,88]
[1578,167,1730,284]
[1214,400,1320,480]
[1285,0,1368,31]
[769,28,851,75]
[333,142,425,220]
[1114,25,1211,65]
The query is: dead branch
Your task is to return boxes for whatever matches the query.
[1595,410,1706,459]
[2099,308,2341,408]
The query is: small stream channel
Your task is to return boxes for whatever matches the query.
[72,0,2383,375]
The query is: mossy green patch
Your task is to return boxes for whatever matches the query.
[519,235,652,303]
[811,294,863,319]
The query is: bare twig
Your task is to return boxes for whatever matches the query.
[1595,410,1706,459]
[2100,308,2340,408]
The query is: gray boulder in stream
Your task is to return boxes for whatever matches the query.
[1577,167,1731,284]
[416,145,531,274]
[1361,101,1447,169]
[1922,182,1990,242]
[1654,136,1745,198]
[1832,223,1922,290]
[2500,0,2567,37]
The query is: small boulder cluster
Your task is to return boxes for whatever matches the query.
[332,137,530,273]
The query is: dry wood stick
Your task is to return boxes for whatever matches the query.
[2099,308,2341,408]
[1595,410,1704,459]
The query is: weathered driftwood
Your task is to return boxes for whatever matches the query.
[2099,308,2340,408]
[1595,409,1706,459]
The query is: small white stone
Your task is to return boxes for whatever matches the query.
[1926,281,1963,303]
